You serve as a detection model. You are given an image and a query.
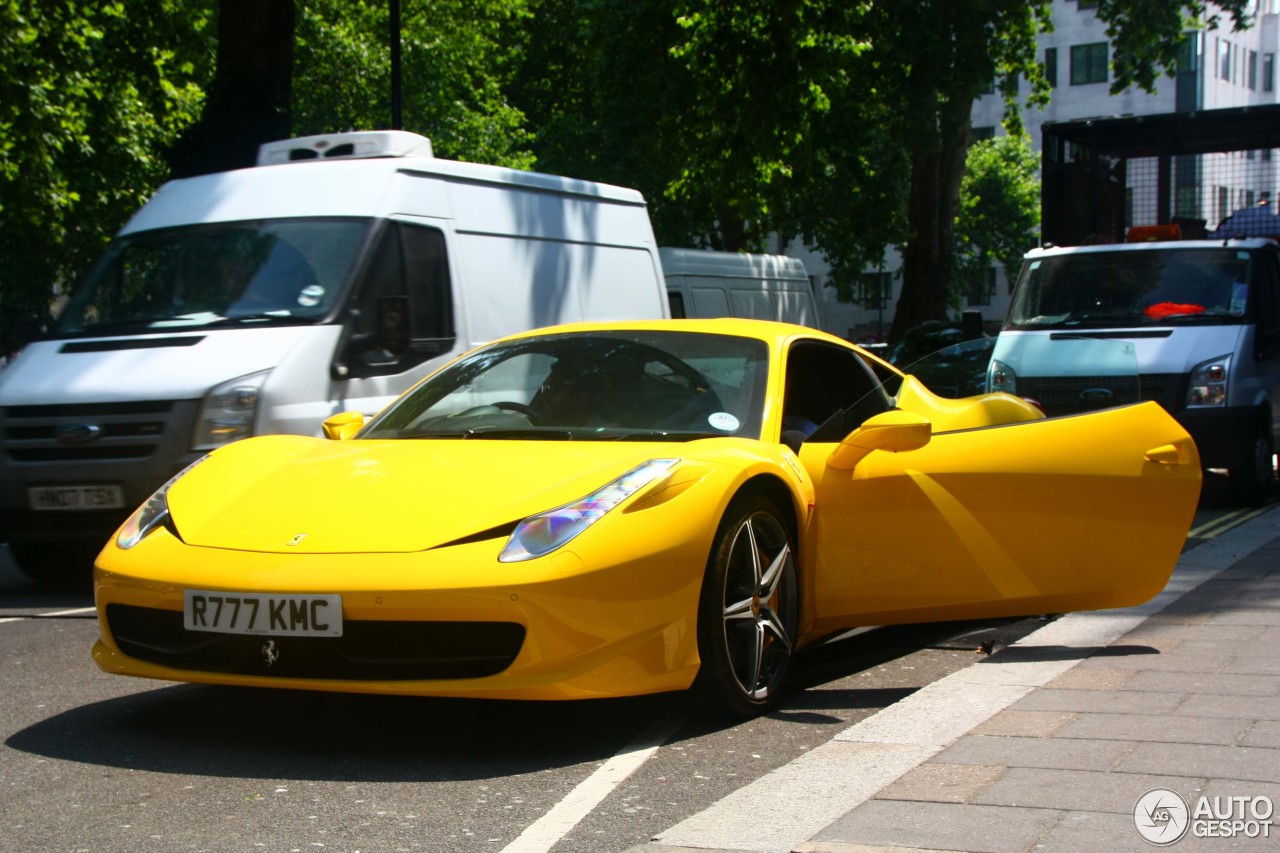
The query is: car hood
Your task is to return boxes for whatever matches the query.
[167,436,702,554]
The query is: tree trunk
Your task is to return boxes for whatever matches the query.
[889,91,972,344]
[167,0,295,178]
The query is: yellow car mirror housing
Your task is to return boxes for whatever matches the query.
[828,410,932,471]
[323,411,365,441]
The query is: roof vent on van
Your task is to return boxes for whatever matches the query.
[256,131,433,166]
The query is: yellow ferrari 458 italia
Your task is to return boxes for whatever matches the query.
[93,319,1201,716]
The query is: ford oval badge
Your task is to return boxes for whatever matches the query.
[55,423,103,445]
[1080,388,1114,402]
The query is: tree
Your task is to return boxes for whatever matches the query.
[167,0,294,178]
[293,0,535,168]
[952,133,1040,311]
[878,0,1252,343]
[514,0,907,282]
[0,0,215,350]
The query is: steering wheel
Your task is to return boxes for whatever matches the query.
[493,401,542,423]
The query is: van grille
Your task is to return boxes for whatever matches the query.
[1021,373,1185,417]
[1,401,175,462]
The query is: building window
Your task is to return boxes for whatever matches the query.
[1219,39,1232,80]
[1249,50,1258,89]
[1070,43,1108,85]
[856,272,892,310]
[1044,47,1058,87]
[1218,186,1230,225]
[1265,53,1275,92]
[970,126,996,143]
[1078,0,1097,9]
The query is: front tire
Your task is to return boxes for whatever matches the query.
[1229,420,1274,507]
[694,495,798,717]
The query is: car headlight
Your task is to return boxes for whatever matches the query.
[987,358,1017,395]
[117,456,208,550]
[194,370,269,450]
[1187,354,1230,407]
[499,459,680,562]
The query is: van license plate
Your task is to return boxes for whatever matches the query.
[28,485,125,511]
[184,590,343,637]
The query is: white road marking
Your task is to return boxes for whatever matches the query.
[500,714,685,853]
[41,606,98,617]
[0,606,98,624]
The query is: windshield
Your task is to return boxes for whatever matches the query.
[363,331,770,441]
[53,218,370,335]
[1006,247,1252,331]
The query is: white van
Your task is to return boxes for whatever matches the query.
[0,130,670,579]
[660,247,818,327]
[988,237,1280,504]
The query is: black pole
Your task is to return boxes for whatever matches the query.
[390,0,403,130]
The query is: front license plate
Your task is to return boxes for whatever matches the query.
[28,484,125,511]
[184,590,343,637]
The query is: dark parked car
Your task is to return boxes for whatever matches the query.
[886,322,995,398]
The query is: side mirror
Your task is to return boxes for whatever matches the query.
[827,410,931,470]
[322,411,365,441]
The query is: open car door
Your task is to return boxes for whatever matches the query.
[801,337,1201,634]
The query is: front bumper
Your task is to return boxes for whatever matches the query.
[92,519,709,701]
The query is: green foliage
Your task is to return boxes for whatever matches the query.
[293,0,535,168]
[952,134,1039,310]
[0,0,214,344]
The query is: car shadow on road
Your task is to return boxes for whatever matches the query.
[5,684,705,782]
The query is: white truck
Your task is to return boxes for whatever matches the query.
[0,130,673,579]
[988,235,1280,504]
[659,247,818,326]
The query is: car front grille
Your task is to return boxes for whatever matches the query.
[105,604,526,681]
[1,401,173,462]
[1020,373,1184,417]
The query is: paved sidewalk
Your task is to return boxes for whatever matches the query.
[632,509,1280,853]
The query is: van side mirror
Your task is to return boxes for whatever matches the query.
[827,410,931,470]
[322,411,365,441]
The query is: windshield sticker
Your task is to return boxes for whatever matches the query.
[298,284,325,308]
[1028,260,1041,270]
[1231,283,1248,316]
[708,412,740,432]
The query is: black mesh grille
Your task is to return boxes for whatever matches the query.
[106,604,526,681]
[1021,373,1185,417]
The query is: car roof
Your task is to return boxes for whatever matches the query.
[490,318,854,350]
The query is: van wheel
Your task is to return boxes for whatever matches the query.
[1229,421,1274,507]
[694,495,798,717]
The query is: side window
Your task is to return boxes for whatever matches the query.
[349,222,455,375]
[781,341,891,448]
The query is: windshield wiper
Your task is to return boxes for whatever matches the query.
[606,430,729,442]
[207,312,311,327]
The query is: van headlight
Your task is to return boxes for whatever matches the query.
[194,370,269,450]
[988,359,1017,395]
[1187,354,1230,407]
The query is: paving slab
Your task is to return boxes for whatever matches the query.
[1056,711,1252,745]
[933,733,1136,772]
[970,766,1204,813]
[811,800,1062,853]
[1117,741,1280,783]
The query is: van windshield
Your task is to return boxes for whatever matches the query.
[53,218,370,336]
[1006,247,1252,330]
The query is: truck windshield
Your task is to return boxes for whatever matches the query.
[52,218,370,336]
[1006,247,1252,330]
